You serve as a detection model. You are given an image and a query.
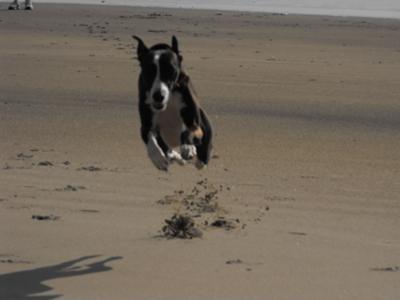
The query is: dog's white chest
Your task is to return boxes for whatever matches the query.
[153,93,185,148]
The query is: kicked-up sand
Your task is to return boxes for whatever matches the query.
[0,3,399,300]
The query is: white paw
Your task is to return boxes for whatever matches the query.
[181,144,197,160]
[147,135,169,171]
[167,150,185,166]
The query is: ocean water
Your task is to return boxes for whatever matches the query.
[13,0,400,19]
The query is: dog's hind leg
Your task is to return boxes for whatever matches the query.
[8,0,20,9]
[195,108,213,169]
[180,130,197,161]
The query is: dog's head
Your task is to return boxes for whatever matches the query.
[133,36,183,111]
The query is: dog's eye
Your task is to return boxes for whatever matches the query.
[163,65,178,81]
[142,64,157,81]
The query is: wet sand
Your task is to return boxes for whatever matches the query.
[0,3,399,300]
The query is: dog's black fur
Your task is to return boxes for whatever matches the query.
[133,36,213,171]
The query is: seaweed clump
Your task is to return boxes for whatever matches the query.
[162,214,203,239]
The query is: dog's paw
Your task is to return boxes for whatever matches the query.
[195,160,206,170]
[167,150,185,166]
[147,139,169,171]
[181,144,197,160]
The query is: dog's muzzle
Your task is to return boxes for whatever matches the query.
[151,84,170,110]
[152,93,166,110]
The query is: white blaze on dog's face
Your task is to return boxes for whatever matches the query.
[142,50,180,111]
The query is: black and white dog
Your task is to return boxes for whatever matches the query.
[133,36,213,171]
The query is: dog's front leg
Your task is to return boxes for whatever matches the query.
[166,149,186,166]
[139,100,169,171]
[146,132,169,171]
[156,133,185,166]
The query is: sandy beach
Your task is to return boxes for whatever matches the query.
[1,3,399,300]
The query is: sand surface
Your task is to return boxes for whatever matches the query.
[1,3,399,300]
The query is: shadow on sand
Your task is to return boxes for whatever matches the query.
[0,255,122,300]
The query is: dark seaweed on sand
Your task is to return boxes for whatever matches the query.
[162,214,202,239]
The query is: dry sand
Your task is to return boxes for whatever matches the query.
[1,3,399,300]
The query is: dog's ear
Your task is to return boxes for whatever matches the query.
[132,35,148,61]
[171,35,183,62]
[171,36,179,54]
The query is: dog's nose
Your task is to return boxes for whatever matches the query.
[153,90,164,103]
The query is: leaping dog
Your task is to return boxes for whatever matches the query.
[133,36,213,171]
